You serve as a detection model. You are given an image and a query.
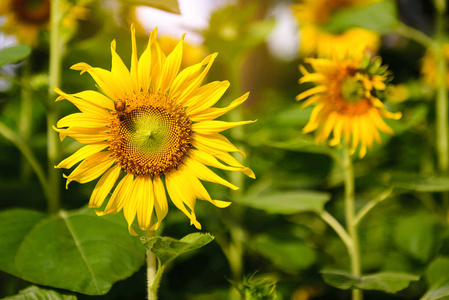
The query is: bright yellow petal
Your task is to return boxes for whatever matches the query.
[123,176,140,235]
[89,165,121,208]
[296,85,327,101]
[184,80,229,112]
[110,39,134,97]
[97,173,134,216]
[64,152,115,187]
[53,126,110,144]
[194,132,246,157]
[189,92,249,121]
[192,120,256,135]
[56,143,108,169]
[152,176,168,230]
[130,24,139,93]
[56,113,110,128]
[55,87,114,115]
[137,176,154,230]
[157,35,184,93]
[184,158,238,190]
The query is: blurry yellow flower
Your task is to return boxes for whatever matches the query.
[292,0,380,57]
[0,0,87,46]
[54,26,255,235]
[158,37,206,68]
[421,44,449,88]
[297,50,402,157]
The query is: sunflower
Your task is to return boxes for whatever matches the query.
[0,0,86,45]
[421,43,449,88]
[291,0,380,57]
[54,26,255,235]
[297,50,402,158]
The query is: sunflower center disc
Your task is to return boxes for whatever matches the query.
[13,0,50,25]
[340,76,365,104]
[110,103,192,177]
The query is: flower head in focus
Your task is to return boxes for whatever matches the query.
[291,0,380,57]
[297,49,402,157]
[54,26,255,235]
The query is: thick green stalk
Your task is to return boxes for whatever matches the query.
[146,229,158,300]
[47,0,62,214]
[19,60,33,181]
[435,0,448,176]
[343,147,362,300]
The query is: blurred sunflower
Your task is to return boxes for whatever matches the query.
[297,50,402,157]
[54,26,255,235]
[291,0,380,57]
[421,43,449,88]
[0,0,87,45]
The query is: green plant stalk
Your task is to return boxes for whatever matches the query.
[355,188,393,225]
[0,121,48,199]
[47,0,62,214]
[395,23,434,48]
[319,210,353,251]
[147,229,158,300]
[343,147,362,300]
[19,59,33,181]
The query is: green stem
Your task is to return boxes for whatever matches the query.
[435,1,448,176]
[146,229,158,300]
[47,0,63,214]
[355,188,393,225]
[19,60,33,181]
[342,147,362,300]
[395,23,435,49]
[0,121,48,199]
[319,210,353,252]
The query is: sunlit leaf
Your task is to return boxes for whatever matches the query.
[0,208,145,295]
[421,283,449,300]
[141,232,214,266]
[389,174,449,192]
[236,190,331,214]
[4,285,77,300]
[252,235,316,272]
[122,0,180,14]
[322,0,399,33]
[322,270,419,293]
[0,45,31,67]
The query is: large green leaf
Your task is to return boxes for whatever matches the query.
[426,257,449,286]
[236,191,331,214]
[0,209,46,276]
[393,212,437,262]
[322,270,419,293]
[322,0,399,33]
[3,285,76,300]
[141,232,214,266]
[0,45,31,67]
[0,208,145,295]
[252,235,316,272]
[421,283,449,300]
[122,0,180,14]
[389,174,449,192]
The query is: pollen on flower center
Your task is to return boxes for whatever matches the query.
[12,0,50,25]
[110,92,192,177]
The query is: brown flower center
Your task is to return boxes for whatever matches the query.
[110,92,192,177]
[12,0,50,25]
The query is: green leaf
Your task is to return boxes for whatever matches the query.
[0,45,31,67]
[389,174,449,192]
[121,0,180,14]
[394,212,436,262]
[236,191,331,214]
[422,283,449,300]
[3,285,77,300]
[141,232,214,266]
[0,209,46,276]
[0,208,145,295]
[322,270,419,293]
[322,0,399,33]
[426,257,449,287]
[252,235,316,272]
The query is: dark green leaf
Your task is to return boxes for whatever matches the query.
[3,285,77,300]
[394,212,436,262]
[322,0,399,33]
[236,191,331,214]
[121,0,180,14]
[0,45,31,67]
[389,174,449,192]
[322,270,419,293]
[3,209,145,295]
[0,209,46,276]
[252,235,316,272]
[141,232,214,266]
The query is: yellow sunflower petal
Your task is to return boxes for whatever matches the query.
[64,152,115,187]
[55,87,114,115]
[184,158,238,190]
[53,126,110,144]
[296,85,327,101]
[136,176,154,230]
[123,176,140,235]
[192,120,256,134]
[194,132,246,157]
[157,35,184,93]
[189,92,249,121]
[97,174,134,216]
[151,176,168,230]
[110,39,134,97]
[56,113,110,128]
[55,143,108,169]
[130,24,139,93]
[89,165,121,208]
[184,80,229,112]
